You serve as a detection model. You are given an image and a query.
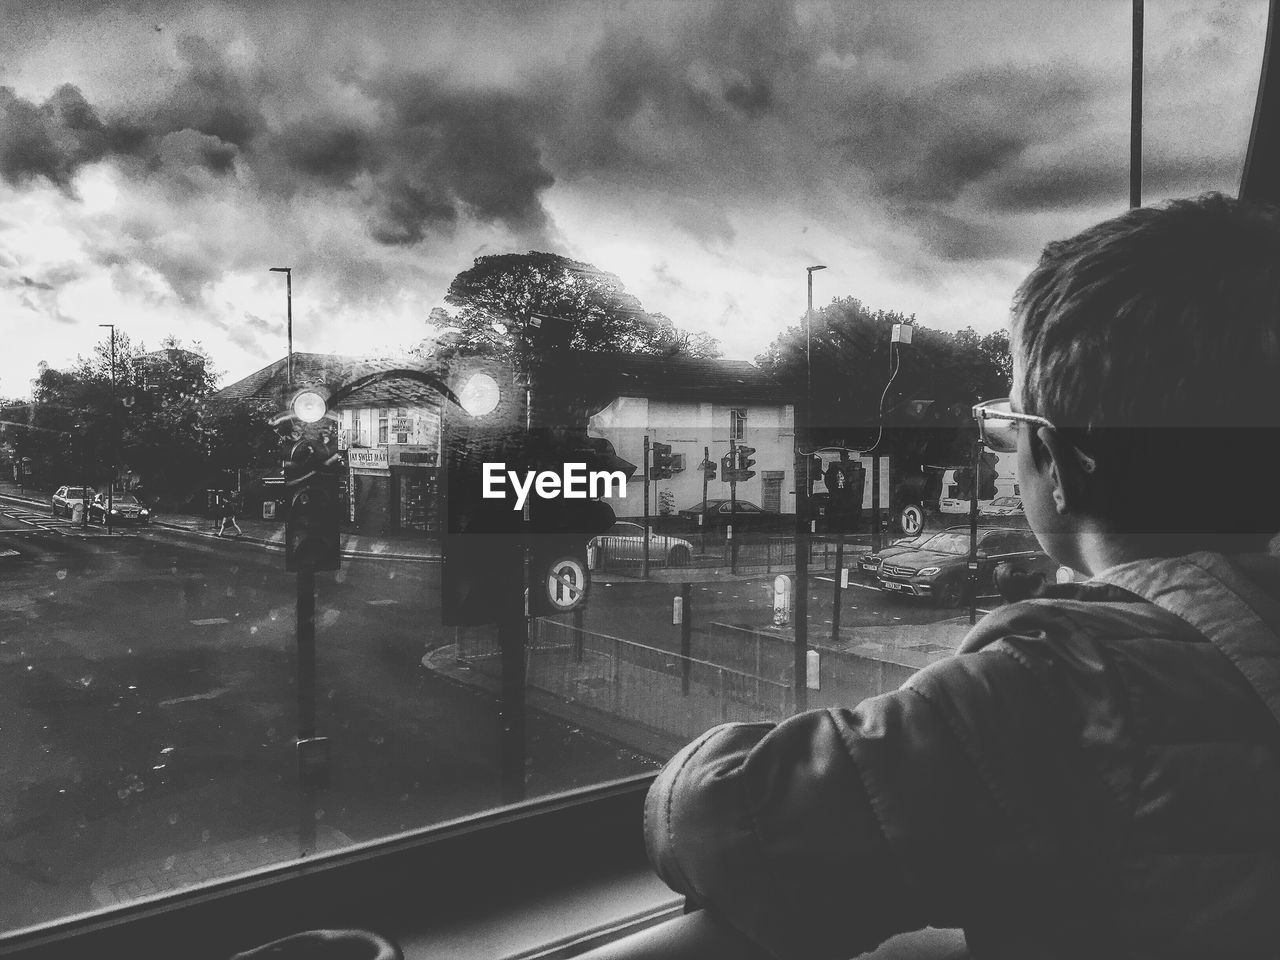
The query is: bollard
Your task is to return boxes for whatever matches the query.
[773,574,792,626]
[806,649,820,691]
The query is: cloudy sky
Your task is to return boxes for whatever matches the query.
[0,0,1267,395]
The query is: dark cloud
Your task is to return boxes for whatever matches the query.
[0,84,117,189]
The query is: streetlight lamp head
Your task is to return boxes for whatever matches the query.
[269,266,291,273]
[807,265,827,273]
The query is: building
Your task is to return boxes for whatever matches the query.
[208,353,443,536]
[554,353,799,520]
[209,350,798,536]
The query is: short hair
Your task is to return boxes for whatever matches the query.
[1011,193,1280,550]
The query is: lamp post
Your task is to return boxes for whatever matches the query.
[269,267,293,387]
[98,323,116,533]
[793,264,825,713]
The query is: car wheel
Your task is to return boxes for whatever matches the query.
[899,504,924,536]
[668,545,691,566]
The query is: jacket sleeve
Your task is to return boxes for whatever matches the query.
[644,647,1077,960]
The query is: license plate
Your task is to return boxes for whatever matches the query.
[882,581,904,591]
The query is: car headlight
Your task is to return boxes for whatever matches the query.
[140,509,149,516]
[915,566,940,577]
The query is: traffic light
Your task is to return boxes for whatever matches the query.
[721,450,736,482]
[273,387,345,572]
[824,460,866,534]
[702,458,717,481]
[651,442,674,480]
[735,445,757,481]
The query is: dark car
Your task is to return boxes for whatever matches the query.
[875,526,1057,607]
[677,499,784,533]
[856,528,961,576]
[88,493,152,526]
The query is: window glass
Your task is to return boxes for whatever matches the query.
[0,0,1266,940]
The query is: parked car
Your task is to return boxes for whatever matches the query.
[857,529,959,576]
[588,521,694,566]
[88,493,152,526]
[51,485,94,519]
[876,526,1057,607]
[676,499,783,533]
[979,495,1024,518]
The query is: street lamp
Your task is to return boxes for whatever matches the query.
[269,267,293,387]
[98,323,116,533]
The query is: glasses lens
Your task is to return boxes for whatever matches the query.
[975,399,1019,453]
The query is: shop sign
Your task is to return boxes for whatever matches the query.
[392,417,414,434]
[348,448,389,469]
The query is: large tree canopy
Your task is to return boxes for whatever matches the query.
[437,251,720,360]
[756,296,1012,468]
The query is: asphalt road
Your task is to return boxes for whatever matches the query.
[0,512,656,933]
[0,506,980,933]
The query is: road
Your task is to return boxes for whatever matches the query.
[0,511,654,933]
[0,506,982,933]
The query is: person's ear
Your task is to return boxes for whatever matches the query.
[1036,427,1093,516]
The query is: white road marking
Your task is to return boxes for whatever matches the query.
[365,599,398,606]
[0,548,20,557]
[190,617,230,625]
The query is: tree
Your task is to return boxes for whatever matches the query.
[25,334,221,504]
[439,251,720,361]
[756,297,1013,521]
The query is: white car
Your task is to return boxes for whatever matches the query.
[588,521,694,567]
[979,495,1024,518]
[51,485,94,519]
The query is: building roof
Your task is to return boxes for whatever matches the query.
[208,349,795,416]
[556,351,796,405]
[208,353,445,413]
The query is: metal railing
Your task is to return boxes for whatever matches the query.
[456,621,793,744]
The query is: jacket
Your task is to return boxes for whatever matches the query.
[644,551,1280,959]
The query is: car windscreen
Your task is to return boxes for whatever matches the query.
[917,532,973,555]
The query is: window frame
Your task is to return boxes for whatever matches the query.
[1,777,664,960]
[729,408,746,440]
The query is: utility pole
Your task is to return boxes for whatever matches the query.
[1131,0,1144,210]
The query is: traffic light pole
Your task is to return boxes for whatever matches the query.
[792,418,809,714]
[969,439,981,625]
[872,453,882,553]
[296,567,318,855]
[701,445,710,556]
[729,439,738,576]
[830,454,847,646]
[642,435,650,580]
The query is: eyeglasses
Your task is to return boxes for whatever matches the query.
[972,398,1097,472]
[971,399,1053,452]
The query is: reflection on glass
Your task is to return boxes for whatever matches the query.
[0,0,1265,941]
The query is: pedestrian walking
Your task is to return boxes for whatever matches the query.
[218,488,243,537]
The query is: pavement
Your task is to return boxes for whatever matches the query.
[0,480,439,562]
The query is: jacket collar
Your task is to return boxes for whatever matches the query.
[1094,552,1280,728]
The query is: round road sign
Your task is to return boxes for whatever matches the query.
[544,555,589,614]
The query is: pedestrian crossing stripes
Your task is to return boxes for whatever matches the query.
[3,509,91,536]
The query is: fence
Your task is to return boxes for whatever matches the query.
[455,620,794,749]
[590,530,869,575]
